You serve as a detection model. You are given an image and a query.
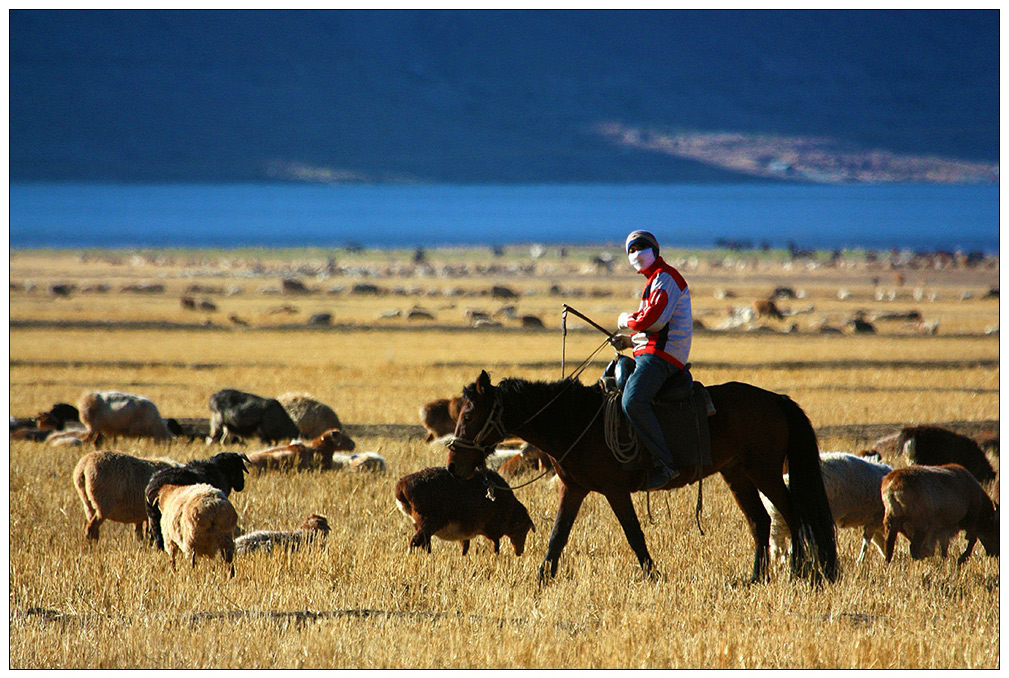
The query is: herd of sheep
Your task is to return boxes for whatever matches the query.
[10,384,1000,578]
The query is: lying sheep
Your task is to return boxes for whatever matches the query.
[156,483,239,577]
[332,451,387,473]
[78,390,173,448]
[760,452,892,563]
[882,463,999,564]
[72,451,182,542]
[395,467,535,555]
[497,443,552,478]
[276,392,343,439]
[145,452,250,551]
[245,428,357,472]
[235,514,331,555]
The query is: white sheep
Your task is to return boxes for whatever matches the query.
[332,451,387,473]
[234,514,331,555]
[78,390,173,447]
[72,451,182,542]
[760,451,892,563]
[156,483,239,577]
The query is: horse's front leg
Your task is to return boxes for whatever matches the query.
[538,482,589,584]
[604,491,656,580]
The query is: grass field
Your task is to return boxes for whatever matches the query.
[8,247,1000,668]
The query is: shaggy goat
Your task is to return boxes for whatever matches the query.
[898,425,996,484]
[145,452,249,551]
[276,392,343,439]
[78,391,173,448]
[72,451,182,542]
[207,389,301,444]
[395,467,535,555]
[234,514,331,554]
[882,463,999,564]
[156,483,239,577]
[760,452,892,563]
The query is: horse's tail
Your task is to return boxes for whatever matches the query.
[780,395,838,584]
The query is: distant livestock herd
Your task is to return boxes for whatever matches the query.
[10,385,1000,579]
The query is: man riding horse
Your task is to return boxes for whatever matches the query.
[609,230,693,490]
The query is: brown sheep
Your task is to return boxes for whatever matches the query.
[276,392,342,439]
[234,514,331,554]
[156,483,239,577]
[882,464,999,565]
[395,467,535,556]
[497,443,552,478]
[752,299,784,320]
[78,391,173,448]
[72,451,182,542]
[419,396,462,442]
[245,428,356,472]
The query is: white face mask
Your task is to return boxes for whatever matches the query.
[628,247,655,271]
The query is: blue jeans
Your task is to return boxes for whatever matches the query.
[621,354,678,470]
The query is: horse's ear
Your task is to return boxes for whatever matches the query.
[476,370,492,394]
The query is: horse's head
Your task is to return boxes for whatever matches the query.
[446,370,507,480]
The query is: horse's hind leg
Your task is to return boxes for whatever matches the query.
[751,471,804,576]
[604,491,656,579]
[721,469,772,583]
[539,482,589,583]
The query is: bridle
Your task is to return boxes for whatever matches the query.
[446,392,508,453]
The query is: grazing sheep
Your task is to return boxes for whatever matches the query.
[898,425,996,484]
[394,467,535,555]
[419,397,462,442]
[145,452,250,552]
[207,389,301,445]
[275,392,343,439]
[246,428,357,472]
[235,514,331,555]
[156,483,239,577]
[882,464,999,564]
[752,298,784,320]
[72,451,182,542]
[760,452,892,563]
[78,391,173,448]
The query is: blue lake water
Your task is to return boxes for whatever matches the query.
[8,183,1000,253]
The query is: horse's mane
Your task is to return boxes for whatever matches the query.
[464,376,603,428]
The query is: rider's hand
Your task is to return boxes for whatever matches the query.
[609,334,633,351]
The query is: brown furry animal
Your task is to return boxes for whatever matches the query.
[882,464,999,564]
[276,392,343,439]
[72,451,182,542]
[157,483,239,577]
[419,397,462,442]
[752,299,784,320]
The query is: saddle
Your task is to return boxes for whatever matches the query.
[601,355,714,475]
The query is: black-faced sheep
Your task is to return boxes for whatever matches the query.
[275,392,343,439]
[78,391,173,448]
[760,452,892,563]
[234,514,331,555]
[145,452,250,551]
[394,467,535,556]
[72,451,182,542]
[882,463,999,565]
[419,397,462,443]
[207,389,301,445]
[898,425,996,484]
[156,483,239,577]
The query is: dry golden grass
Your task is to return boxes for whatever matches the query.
[8,248,1000,668]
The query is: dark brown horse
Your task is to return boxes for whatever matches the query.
[447,371,838,585]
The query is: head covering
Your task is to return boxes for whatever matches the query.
[625,230,660,255]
